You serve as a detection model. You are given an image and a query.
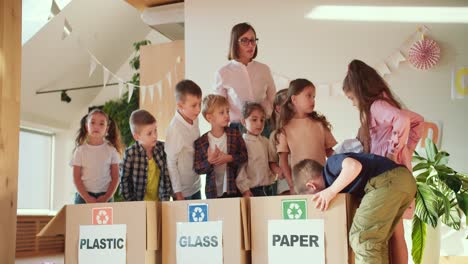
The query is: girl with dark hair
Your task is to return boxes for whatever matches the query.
[276,79,337,194]
[214,22,276,137]
[343,59,424,264]
[71,109,123,204]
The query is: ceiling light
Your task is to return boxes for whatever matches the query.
[305,6,468,23]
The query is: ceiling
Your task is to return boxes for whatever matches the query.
[21,0,154,129]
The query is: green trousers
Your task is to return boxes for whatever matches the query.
[349,167,416,264]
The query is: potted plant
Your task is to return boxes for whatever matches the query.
[103,40,151,201]
[411,138,468,264]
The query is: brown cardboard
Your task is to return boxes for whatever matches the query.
[161,198,250,264]
[38,201,160,264]
[250,194,357,264]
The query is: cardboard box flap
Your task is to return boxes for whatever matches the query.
[146,201,158,250]
[37,206,66,237]
[240,198,251,251]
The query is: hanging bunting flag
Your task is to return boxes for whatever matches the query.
[89,56,97,77]
[166,72,172,88]
[141,85,147,104]
[375,63,391,77]
[50,0,60,18]
[103,67,110,88]
[156,80,163,99]
[61,18,72,40]
[176,56,181,63]
[149,85,155,103]
[128,84,135,103]
[387,50,406,69]
[118,82,124,98]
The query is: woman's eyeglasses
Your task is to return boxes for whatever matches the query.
[238,38,259,46]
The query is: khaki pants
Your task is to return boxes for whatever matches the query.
[349,167,416,264]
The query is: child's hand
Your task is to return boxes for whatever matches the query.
[86,196,97,203]
[242,190,253,198]
[273,167,284,179]
[207,146,221,164]
[212,151,233,166]
[175,192,185,201]
[96,196,108,203]
[312,188,338,211]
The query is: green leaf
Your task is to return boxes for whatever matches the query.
[441,206,461,230]
[415,171,430,183]
[434,165,454,174]
[415,183,439,228]
[411,216,426,264]
[432,189,451,222]
[444,176,462,193]
[413,162,430,172]
[456,193,468,224]
[434,151,450,166]
[424,138,438,162]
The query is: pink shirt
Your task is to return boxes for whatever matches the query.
[277,118,337,167]
[214,60,276,122]
[369,100,424,171]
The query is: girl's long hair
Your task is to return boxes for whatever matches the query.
[270,88,288,132]
[342,59,401,152]
[74,109,123,155]
[276,79,332,142]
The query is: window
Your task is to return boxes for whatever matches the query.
[17,128,55,214]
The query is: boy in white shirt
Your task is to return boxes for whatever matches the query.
[165,80,203,200]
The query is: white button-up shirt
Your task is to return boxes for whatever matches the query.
[236,133,275,193]
[214,60,276,122]
[164,111,201,197]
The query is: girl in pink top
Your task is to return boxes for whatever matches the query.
[343,59,424,264]
[276,79,337,194]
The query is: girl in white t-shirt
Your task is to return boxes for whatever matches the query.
[71,109,123,204]
[276,79,337,194]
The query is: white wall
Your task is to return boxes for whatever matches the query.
[185,0,468,172]
[185,0,468,258]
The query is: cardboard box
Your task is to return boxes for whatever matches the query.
[38,201,160,264]
[250,194,357,264]
[161,198,250,264]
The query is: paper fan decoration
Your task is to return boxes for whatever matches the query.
[408,38,440,70]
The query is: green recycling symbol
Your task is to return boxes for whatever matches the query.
[282,199,307,220]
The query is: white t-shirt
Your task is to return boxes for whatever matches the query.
[70,143,120,193]
[207,132,228,197]
[165,111,201,197]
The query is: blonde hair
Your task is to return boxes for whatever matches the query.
[201,94,229,120]
[129,109,156,134]
[292,159,323,194]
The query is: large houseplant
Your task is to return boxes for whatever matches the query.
[103,40,151,201]
[411,138,468,264]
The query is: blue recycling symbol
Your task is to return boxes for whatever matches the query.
[188,204,208,222]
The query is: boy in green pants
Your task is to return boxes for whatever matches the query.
[292,153,416,264]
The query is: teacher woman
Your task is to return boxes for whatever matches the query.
[214,22,276,136]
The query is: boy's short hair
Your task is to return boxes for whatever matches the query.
[130,109,156,134]
[175,79,202,102]
[201,94,229,120]
[292,159,323,194]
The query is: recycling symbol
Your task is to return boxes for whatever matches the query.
[95,209,110,224]
[191,207,205,222]
[287,203,303,219]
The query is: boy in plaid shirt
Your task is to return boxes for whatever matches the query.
[194,95,248,198]
[120,110,173,201]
